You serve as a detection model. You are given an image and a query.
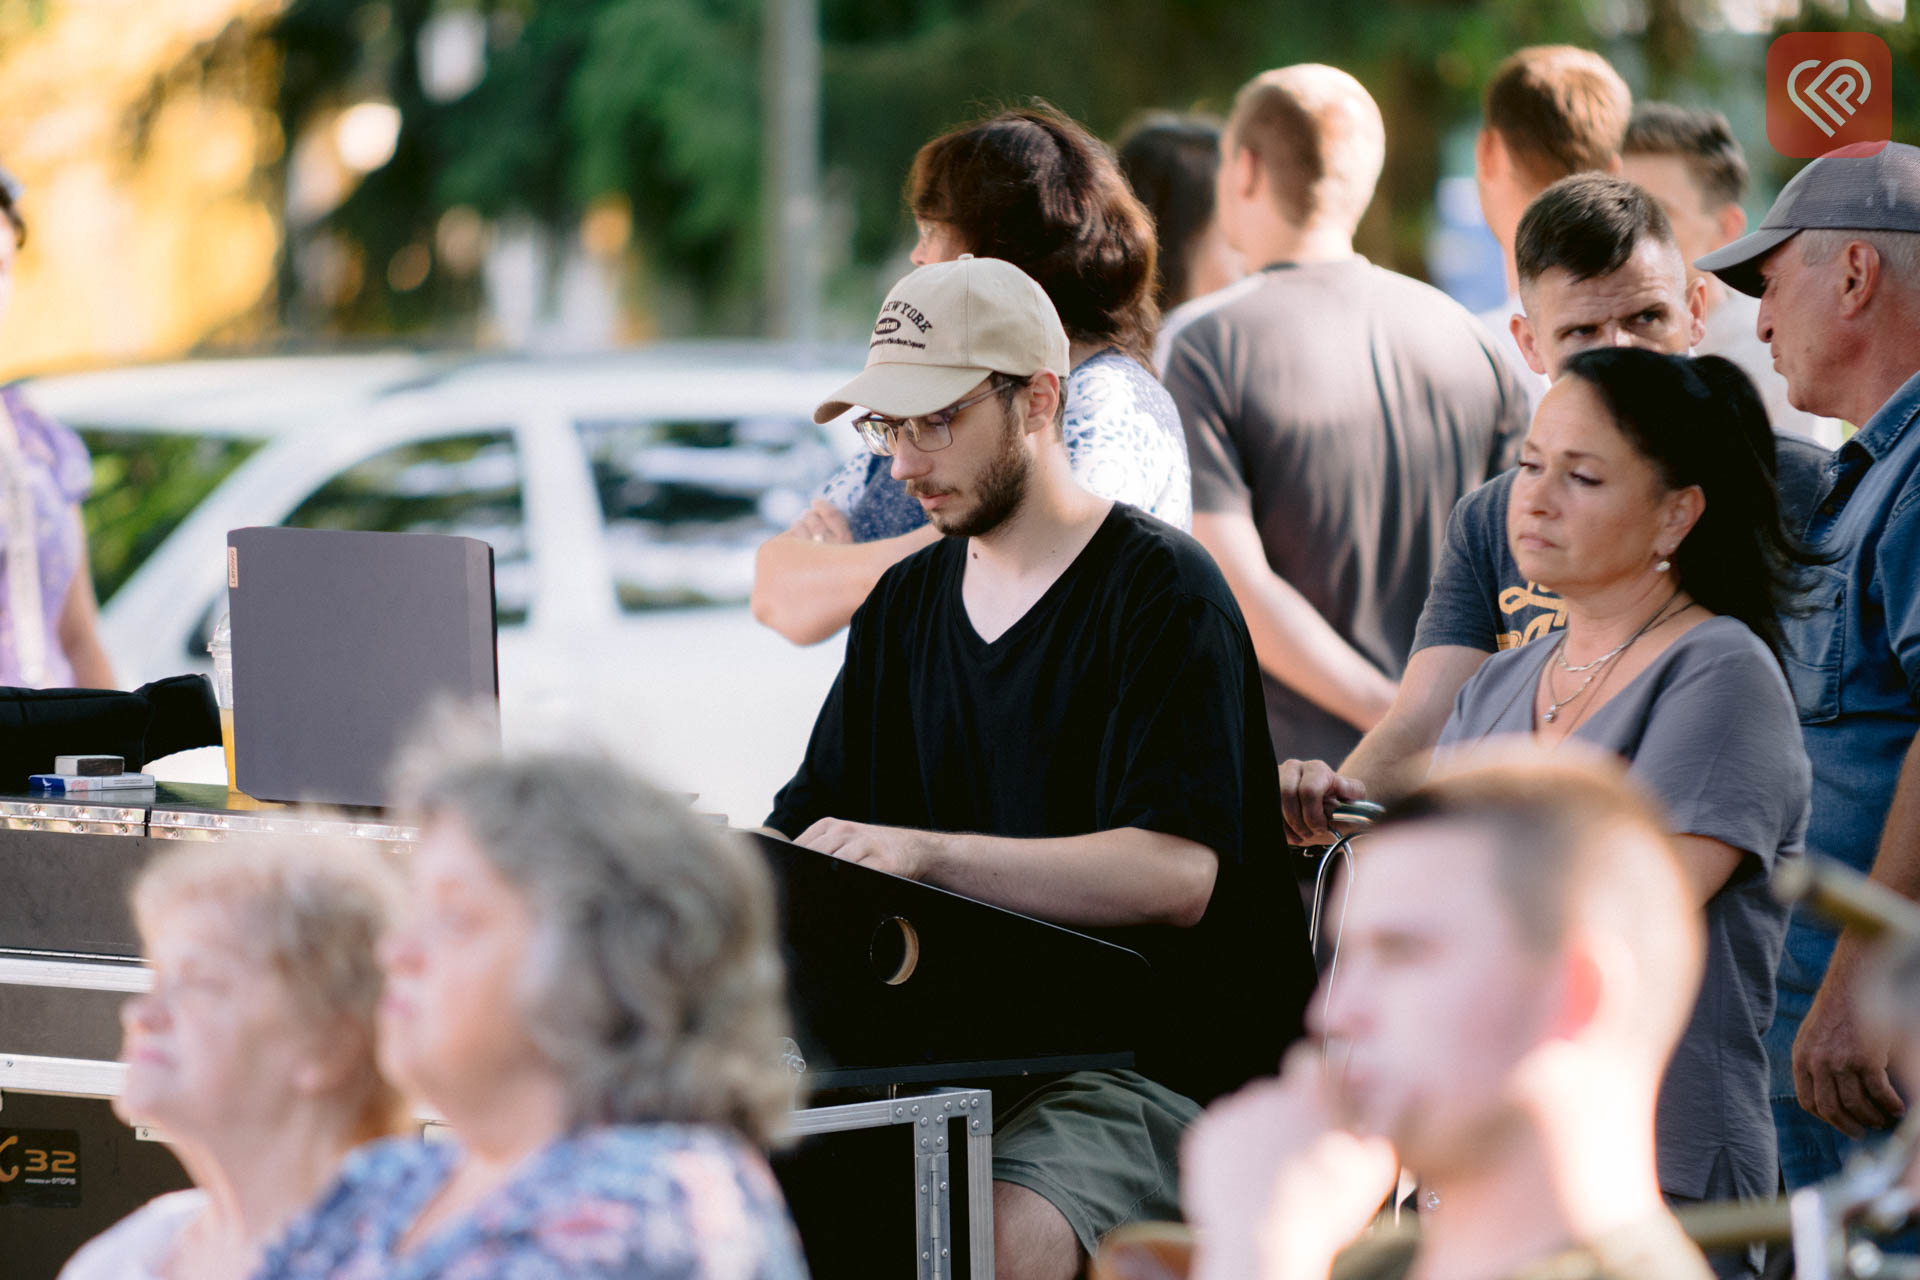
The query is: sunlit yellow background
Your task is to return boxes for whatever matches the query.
[0,0,282,379]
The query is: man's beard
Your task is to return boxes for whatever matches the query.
[917,413,1030,539]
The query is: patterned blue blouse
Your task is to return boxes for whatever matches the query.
[818,349,1192,541]
[254,1125,809,1280]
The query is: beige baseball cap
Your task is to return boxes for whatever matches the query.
[813,255,1070,425]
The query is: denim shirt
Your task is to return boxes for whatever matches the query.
[1784,367,1920,905]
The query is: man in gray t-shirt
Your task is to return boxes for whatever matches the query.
[1166,66,1529,770]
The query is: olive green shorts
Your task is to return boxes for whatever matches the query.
[990,1069,1201,1256]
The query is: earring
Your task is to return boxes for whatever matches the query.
[1655,555,1672,573]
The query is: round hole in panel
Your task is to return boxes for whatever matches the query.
[870,916,921,985]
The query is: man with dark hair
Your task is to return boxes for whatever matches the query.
[1283,173,1826,829]
[1187,751,1714,1280]
[770,254,1314,1280]
[1624,103,1841,446]
[1475,46,1634,401]
[1164,64,1529,772]
[1505,174,1707,431]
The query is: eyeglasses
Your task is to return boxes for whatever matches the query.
[852,384,1005,457]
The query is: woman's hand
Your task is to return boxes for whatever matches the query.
[1279,760,1369,846]
[789,499,852,545]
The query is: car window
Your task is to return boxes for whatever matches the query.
[282,431,532,626]
[574,416,839,612]
[77,429,264,604]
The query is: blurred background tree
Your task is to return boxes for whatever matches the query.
[266,0,1612,336]
[1,0,1915,369]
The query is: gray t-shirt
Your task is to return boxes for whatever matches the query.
[1437,615,1810,1201]
[1166,258,1530,765]
[1411,434,1831,655]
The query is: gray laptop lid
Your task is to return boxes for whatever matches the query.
[226,527,498,807]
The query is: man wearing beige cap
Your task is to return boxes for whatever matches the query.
[767,256,1315,1279]
[1695,140,1920,1192]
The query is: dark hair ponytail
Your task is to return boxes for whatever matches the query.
[1560,347,1823,666]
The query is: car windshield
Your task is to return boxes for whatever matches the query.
[78,428,264,604]
[284,431,532,625]
[576,415,839,611]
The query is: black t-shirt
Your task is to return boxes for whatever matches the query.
[767,503,1315,1104]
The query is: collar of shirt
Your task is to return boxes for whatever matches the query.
[1840,365,1920,463]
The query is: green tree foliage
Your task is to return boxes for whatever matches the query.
[271,0,1711,336]
[80,432,261,605]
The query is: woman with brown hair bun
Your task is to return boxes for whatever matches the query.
[752,103,1192,646]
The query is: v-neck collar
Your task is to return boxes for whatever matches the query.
[1513,615,1734,738]
[380,1136,563,1273]
[949,504,1123,655]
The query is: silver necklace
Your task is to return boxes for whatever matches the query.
[1554,633,1636,674]
[1540,592,1687,725]
[1541,641,1608,723]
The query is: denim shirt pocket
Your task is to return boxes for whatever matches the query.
[1783,563,1848,723]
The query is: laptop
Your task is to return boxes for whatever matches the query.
[226,527,498,808]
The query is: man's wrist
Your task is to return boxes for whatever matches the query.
[913,829,955,883]
[1825,928,1872,988]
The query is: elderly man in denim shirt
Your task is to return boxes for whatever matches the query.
[1698,141,1920,1190]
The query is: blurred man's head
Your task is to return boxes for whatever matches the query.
[1622,104,1750,299]
[1512,173,1706,377]
[1216,64,1385,257]
[1316,753,1702,1182]
[1476,47,1632,259]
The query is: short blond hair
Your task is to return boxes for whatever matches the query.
[1228,64,1386,232]
[132,838,407,1143]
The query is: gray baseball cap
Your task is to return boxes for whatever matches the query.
[1696,141,1920,297]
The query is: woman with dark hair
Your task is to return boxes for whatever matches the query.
[1117,113,1243,317]
[0,165,115,688]
[752,104,1192,646]
[1114,113,1249,371]
[1431,347,1815,1275]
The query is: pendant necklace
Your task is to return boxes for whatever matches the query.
[1540,590,1686,725]
[1541,646,1606,724]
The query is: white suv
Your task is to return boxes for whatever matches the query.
[28,345,866,825]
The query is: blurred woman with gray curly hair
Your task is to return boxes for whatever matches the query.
[257,739,807,1280]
